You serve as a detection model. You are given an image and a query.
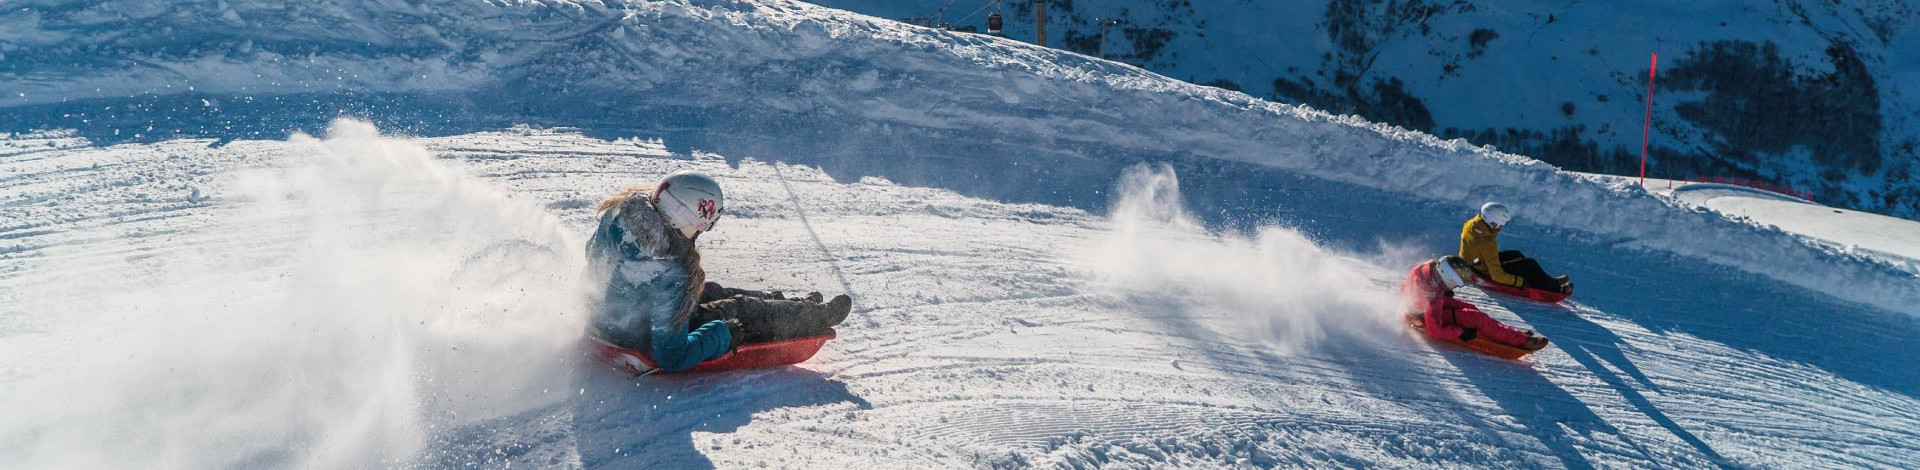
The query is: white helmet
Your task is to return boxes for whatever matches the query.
[1479,202,1511,230]
[1434,256,1472,290]
[654,171,724,239]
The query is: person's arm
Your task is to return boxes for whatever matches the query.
[1462,219,1522,288]
[1422,295,1465,341]
[624,258,732,371]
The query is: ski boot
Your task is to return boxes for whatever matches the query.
[1522,333,1551,351]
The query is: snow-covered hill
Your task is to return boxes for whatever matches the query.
[1648,178,1920,274]
[2,0,1917,468]
[1671,184,1920,269]
[805,0,1920,219]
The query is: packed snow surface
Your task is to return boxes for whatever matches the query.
[1583,172,1920,275]
[1,0,1917,468]
[1670,183,1920,272]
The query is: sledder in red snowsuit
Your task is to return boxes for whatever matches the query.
[1401,256,1548,350]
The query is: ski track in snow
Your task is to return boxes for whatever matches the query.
[2,123,1915,469]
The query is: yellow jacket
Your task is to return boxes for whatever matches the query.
[1459,215,1521,287]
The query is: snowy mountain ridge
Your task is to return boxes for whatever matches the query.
[806,0,1920,218]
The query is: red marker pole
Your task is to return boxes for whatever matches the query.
[1640,52,1658,186]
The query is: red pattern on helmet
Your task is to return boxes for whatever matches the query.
[697,199,717,220]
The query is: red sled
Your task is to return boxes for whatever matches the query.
[1405,313,1537,360]
[1472,275,1571,303]
[591,329,836,375]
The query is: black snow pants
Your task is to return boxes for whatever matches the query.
[1498,250,1563,292]
[691,282,849,344]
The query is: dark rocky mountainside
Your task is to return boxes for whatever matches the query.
[809,0,1920,218]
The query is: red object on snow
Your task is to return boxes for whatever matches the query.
[591,329,836,375]
[1405,312,1537,360]
[1405,264,1536,360]
[1472,275,1572,303]
[1400,263,1541,360]
[1641,52,1658,186]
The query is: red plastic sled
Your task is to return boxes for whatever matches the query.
[1405,313,1536,360]
[1472,275,1571,303]
[591,329,836,375]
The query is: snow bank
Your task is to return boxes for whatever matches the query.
[0,120,586,468]
[1671,183,1920,275]
[1082,165,1407,353]
[1,0,1915,318]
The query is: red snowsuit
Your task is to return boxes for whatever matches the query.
[1402,261,1531,348]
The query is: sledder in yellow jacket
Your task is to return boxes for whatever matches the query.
[1459,214,1521,287]
[1457,202,1572,293]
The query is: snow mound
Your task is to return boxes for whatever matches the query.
[1672,182,1920,274]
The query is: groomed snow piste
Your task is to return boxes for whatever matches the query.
[1,1,1917,468]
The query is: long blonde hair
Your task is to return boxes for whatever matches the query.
[597,185,653,213]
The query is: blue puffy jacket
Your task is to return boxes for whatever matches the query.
[585,192,732,371]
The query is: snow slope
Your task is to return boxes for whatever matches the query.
[5,121,1917,468]
[2,0,1918,468]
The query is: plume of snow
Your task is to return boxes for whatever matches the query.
[1081,164,1407,354]
[0,120,586,468]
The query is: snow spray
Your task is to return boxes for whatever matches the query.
[0,120,588,468]
[1079,164,1407,354]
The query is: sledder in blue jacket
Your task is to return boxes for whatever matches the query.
[585,171,854,372]
[585,185,731,371]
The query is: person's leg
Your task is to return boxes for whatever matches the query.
[1470,251,1527,278]
[700,295,851,344]
[690,302,728,325]
[1498,250,1525,263]
[1451,306,1530,347]
[1500,257,1560,290]
[700,281,785,303]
